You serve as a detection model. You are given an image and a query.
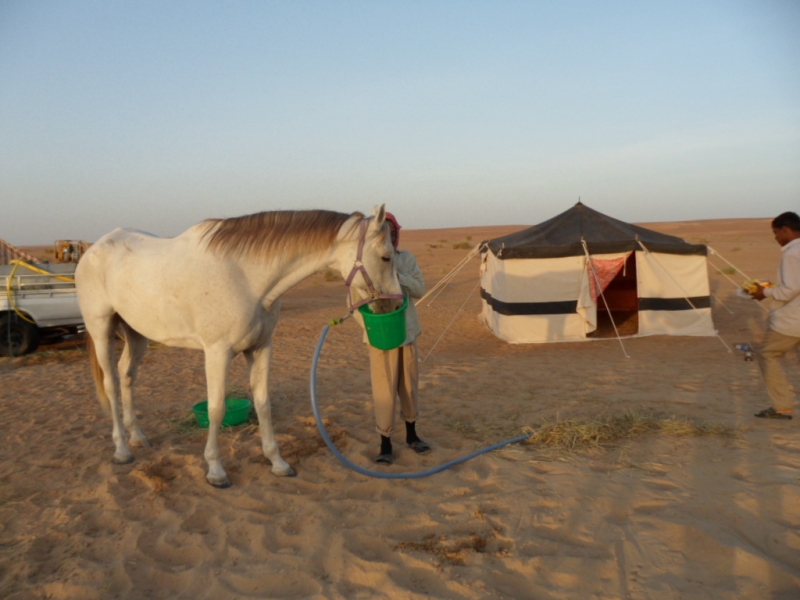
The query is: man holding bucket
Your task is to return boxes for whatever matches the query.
[357,212,430,464]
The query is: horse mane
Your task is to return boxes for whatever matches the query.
[200,209,364,260]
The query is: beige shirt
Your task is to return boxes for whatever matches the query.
[764,237,800,337]
[354,249,425,346]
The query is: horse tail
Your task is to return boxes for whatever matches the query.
[86,332,110,414]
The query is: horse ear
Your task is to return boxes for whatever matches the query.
[372,204,387,228]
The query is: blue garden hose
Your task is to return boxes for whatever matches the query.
[310,325,532,479]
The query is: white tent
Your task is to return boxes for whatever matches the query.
[479,203,716,343]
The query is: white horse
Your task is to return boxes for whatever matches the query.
[76,205,401,488]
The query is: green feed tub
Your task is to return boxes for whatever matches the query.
[192,398,252,428]
[358,296,408,350]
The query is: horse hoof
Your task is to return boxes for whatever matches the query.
[114,454,134,465]
[207,476,232,488]
[130,435,151,448]
[273,465,296,477]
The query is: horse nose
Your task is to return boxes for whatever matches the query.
[371,297,402,314]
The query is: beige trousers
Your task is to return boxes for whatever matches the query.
[756,328,800,412]
[368,341,420,436]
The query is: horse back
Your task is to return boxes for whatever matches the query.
[76,226,266,349]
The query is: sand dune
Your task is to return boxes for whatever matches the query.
[1,218,798,599]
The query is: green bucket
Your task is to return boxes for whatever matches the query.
[358,296,408,350]
[192,398,252,428]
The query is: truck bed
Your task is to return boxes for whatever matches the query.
[0,262,83,328]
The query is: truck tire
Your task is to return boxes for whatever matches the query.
[0,314,41,357]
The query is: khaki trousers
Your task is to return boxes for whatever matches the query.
[756,328,800,412]
[368,341,420,436]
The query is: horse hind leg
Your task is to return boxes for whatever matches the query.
[117,322,150,448]
[86,316,133,464]
[246,343,295,477]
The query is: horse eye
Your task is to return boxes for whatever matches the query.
[381,256,391,262]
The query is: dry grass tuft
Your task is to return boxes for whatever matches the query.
[521,410,737,455]
[169,413,201,436]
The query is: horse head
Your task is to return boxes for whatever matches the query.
[339,205,403,314]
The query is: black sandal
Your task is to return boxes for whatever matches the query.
[375,453,393,465]
[408,439,431,454]
[754,407,793,420]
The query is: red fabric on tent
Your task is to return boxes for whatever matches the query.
[588,255,628,303]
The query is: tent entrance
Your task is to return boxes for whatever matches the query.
[588,253,639,338]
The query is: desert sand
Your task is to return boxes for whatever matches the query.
[1,217,799,599]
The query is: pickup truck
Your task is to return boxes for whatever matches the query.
[0,261,84,356]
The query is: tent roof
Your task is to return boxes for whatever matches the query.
[484,202,707,259]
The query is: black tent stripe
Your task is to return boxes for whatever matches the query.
[480,289,577,315]
[638,296,711,311]
[481,289,711,316]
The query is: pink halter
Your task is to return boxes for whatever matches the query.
[344,218,404,312]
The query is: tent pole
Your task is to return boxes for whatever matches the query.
[581,239,630,358]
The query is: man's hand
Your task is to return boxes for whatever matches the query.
[751,283,767,301]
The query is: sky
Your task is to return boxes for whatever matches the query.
[1,1,798,244]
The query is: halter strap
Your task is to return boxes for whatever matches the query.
[345,218,404,312]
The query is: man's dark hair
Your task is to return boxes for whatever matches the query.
[772,212,800,231]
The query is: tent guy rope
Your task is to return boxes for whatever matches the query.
[420,280,481,364]
[416,244,481,307]
[706,246,769,313]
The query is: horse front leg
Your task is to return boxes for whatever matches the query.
[246,344,295,477]
[118,326,150,448]
[203,349,233,488]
